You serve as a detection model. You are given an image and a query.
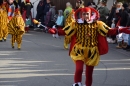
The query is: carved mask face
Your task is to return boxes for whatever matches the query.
[81,8,91,22]
[82,12,91,22]
[75,7,99,23]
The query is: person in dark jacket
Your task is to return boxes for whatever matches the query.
[119,3,129,26]
[116,3,129,49]
[35,0,46,22]
[107,4,116,27]
[21,0,33,18]
[123,4,130,51]
[48,1,56,22]
[42,0,50,24]
[124,15,130,51]
[98,0,109,23]
[107,2,122,43]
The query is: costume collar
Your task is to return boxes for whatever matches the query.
[77,19,94,24]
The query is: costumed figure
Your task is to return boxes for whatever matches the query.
[21,0,33,32]
[0,0,8,42]
[6,0,16,21]
[48,7,130,86]
[64,0,84,49]
[7,5,25,50]
[63,9,75,49]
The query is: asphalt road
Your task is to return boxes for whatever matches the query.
[0,31,130,86]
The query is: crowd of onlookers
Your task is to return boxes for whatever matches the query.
[105,1,130,51]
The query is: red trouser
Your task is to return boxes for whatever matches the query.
[25,27,29,32]
[74,60,94,86]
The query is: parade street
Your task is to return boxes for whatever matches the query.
[0,31,130,86]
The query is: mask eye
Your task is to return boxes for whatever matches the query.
[86,13,89,15]
[82,12,89,15]
[82,13,86,15]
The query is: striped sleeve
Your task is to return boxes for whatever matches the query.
[97,21,110,36]
[63,22,76,37]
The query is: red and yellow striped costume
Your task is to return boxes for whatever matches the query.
[64,10,75,49]
[64,5,84,49]
[63,21,109,66]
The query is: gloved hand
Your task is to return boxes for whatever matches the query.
[48,28,57,34]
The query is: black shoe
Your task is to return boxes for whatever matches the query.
[126,48,130,51]
[18,48,21,50]
[4,39,6,41]
[12,46,14,48]
[123,46,130,50]
[0,40,3,42]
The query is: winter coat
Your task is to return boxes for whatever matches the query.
[43,3,50,15]
[56,10,64,26]
[107,6,116,26]
[37,1,46,15]
[120,8,129,26]
[98,6,109,23]
[49,6,56,21]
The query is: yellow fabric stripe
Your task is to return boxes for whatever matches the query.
[63,22,76,37]
[97,21,109,36]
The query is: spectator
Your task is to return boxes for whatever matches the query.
[116,3,129,49]
[119,3,129,26]
[56,10,64,27]
[87,2,97,9]
[63,2,73,49]
[107,2,123,43]
[98,0,109,23]
[63,2,72,25]
[35,0,46,22]
[91,2,97,9]
[75,0,84,10]
[44,1,55,28]
[21,0,33,32]
[14,0,21,7]
[123,3,130,51]
[107,2,117,27]
[124,19,130,51]
[49,1,56,21]
[63,0,84,50]
[42,0,51,24]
